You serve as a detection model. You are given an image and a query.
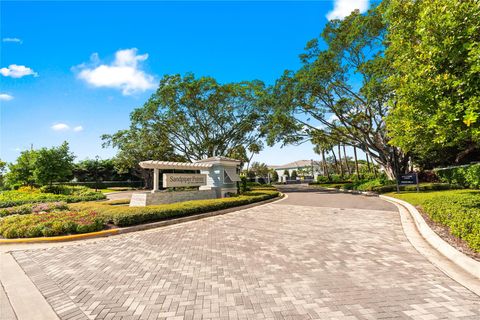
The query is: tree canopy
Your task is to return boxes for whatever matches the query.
[107,74,267,163]
[263,6,408,178]
[385,0,480,164]
[5,142,75,187]
[33,142,75,186]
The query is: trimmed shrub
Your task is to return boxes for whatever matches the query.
[435,164,480,189]
[70,190,280,227]
[0,210,104,238]
[389,190,480,252]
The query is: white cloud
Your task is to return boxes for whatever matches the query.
[0,64,38,78]
[76,48,155,95]
[51,123,84,132]
[0,93,14,101]
[327,0,369,20]
[2,37,22,44]
[51,123,70,131]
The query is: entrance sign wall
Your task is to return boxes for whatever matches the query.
[130,156,241,207]
[163,173,207,188]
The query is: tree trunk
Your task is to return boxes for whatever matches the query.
[321,149,330,180]
[455,143,478,163]
[342,144,350,175]
[365,152,372,173]
[353,146,360,179]
[337,145,344,177]
[330,148,339,175]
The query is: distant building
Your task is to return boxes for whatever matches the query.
[270,160,322,183]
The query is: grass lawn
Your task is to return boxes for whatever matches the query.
[386,189,480,252]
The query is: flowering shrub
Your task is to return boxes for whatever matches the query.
[0,201,68,217]
[0,210,104,238]
[17,186,40,193]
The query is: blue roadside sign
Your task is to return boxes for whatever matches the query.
[396,172,419,192]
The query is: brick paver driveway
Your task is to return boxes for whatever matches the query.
[10,188,480,319]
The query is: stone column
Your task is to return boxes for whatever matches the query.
[152,168,159,193]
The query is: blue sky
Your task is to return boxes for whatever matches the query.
[1,0,369,165]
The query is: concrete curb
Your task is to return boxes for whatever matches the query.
[0,194,284,245]
[380,195,480,280]
[0,229,119,244]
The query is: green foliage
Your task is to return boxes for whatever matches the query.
[5,149,37,188]
[250,162,270,177]
[0,159,6,190]
[388,190,480,252]
[263,6,408,179]
[73,158,136,182]
[0,189,105,208]
[0,210,104,239]
[240,176,248,193]
[316,175,330,183]
[70,190,279,227]
[283,170,290,178]
[386,0,480,162]
[105,74,266,163]
[34,142,75,186]
[435,164,480,189]
[291,170,298,180]
[271,170,279,182]
[312,180,458,194]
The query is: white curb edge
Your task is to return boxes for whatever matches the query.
[380,195,480,281]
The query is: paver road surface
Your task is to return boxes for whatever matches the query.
[6,187,480,319]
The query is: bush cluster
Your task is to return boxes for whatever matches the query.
[390,190,480,252]
[70,190,280,227]
[0,210,104,238]
[435,164,480,189]
[0,201,68,217]
[0,189,106,208]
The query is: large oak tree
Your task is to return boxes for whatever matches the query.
[103,74,266,168]
[264,6,408,179]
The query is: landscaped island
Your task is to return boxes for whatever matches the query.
[0,187,279,239]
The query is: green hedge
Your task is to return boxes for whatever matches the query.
[0,191,106,208]
[435,164,480,189]
[313,181,460,194]
[389,190,480,252]
[70,190,280,227]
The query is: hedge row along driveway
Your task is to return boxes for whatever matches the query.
[388,189,480,253]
